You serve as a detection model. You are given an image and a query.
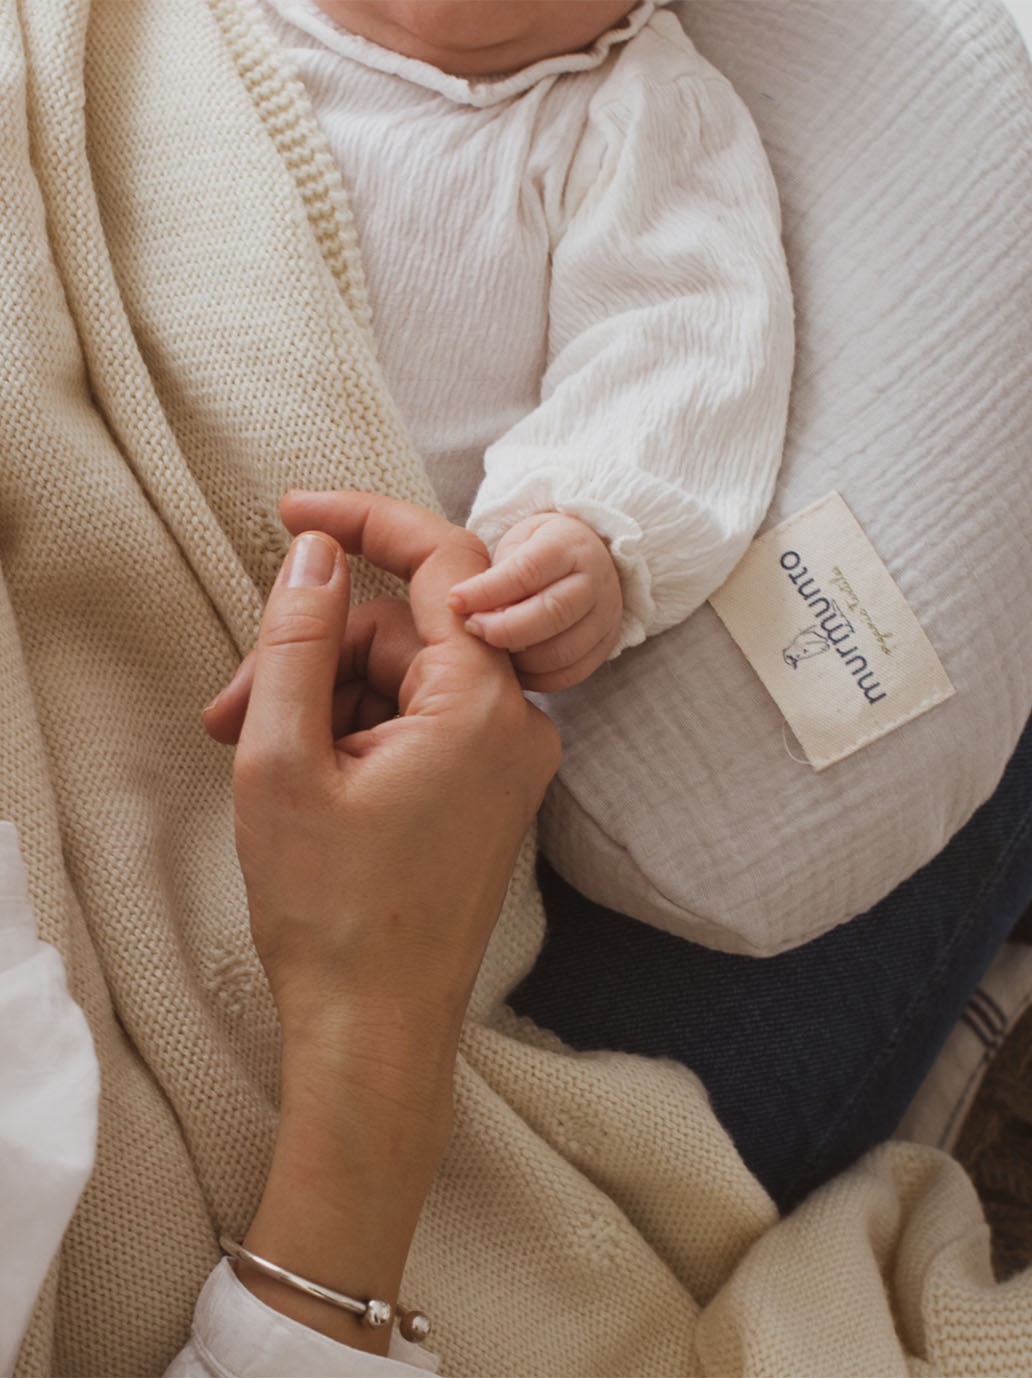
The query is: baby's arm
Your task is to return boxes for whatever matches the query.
[449,512,622,691]
[466,20,794,668]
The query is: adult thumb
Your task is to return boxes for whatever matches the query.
[236,532,349,771]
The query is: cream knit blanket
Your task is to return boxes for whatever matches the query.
[2,1,1029,1374]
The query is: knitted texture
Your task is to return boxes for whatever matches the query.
[2,1,1031,1374]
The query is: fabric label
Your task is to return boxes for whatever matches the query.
[709,491,955,771]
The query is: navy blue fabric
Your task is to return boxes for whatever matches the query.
[510,711,1032,1211]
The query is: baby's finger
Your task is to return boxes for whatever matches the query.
[449,538,574,615]
[506,607,613,678]
[464,573,593,651]
[515,628,615,693]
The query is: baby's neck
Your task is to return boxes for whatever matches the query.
[310,1,639,77]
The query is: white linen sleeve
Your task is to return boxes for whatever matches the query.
[165,1260,439,1377]
[467,39,794,654]
[0,822,99,1377]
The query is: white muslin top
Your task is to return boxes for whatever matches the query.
[261,0,794,653]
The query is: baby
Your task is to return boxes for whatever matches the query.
[262,0,794,690]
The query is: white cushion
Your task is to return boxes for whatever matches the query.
[536,0,1032,955]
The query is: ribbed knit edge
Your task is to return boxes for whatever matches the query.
[206,0,375,344]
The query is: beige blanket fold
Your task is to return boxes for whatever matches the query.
[1,0,1029,1374]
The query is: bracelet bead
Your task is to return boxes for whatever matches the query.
[363,1297,394,1329]
[398,1306,433,1343]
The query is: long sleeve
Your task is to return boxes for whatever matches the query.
[0,823,99,1377]
[468,17,794,653]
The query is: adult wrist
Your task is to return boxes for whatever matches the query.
[239,1037,448,1354]
[278,981,466,1108]
[280,1008,458,1139]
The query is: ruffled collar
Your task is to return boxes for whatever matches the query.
[265,0,659,106]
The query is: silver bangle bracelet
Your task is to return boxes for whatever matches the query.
[219,1236,431,1344]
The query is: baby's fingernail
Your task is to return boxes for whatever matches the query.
[447,592,465,612]
[464,617,483,637]
[202,690,223,715]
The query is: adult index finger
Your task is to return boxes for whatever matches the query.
[281,490,490,645]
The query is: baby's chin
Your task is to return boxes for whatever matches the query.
[310,1,639,77]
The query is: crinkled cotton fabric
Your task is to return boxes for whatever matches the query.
[262,0,794,655]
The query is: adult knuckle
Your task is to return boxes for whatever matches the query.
[450,527,490,569]
[261,606,327,650]
[232,747,270,798]
[234,737,299,791]
[231,744,283,788]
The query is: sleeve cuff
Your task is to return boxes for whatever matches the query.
[166,1259,439,1377]
[469,447,770,658]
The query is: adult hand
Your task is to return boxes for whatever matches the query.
[204,491,558,1057]
[201,491,559,1350]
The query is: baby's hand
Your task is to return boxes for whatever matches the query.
[448,512,622,691]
